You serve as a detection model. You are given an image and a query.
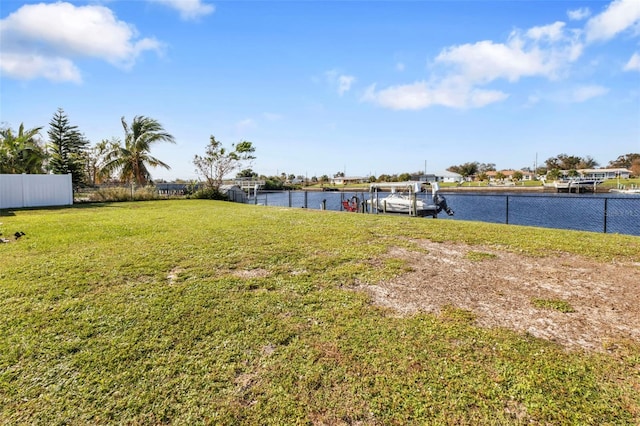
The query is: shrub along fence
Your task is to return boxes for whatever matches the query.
[74,185,162,203]
[74,183,247,203]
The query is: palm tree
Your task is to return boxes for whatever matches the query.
[101,116,175,185]
[0,123,46,174]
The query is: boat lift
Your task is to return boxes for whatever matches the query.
[367,181,454,218]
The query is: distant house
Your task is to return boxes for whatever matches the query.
[577,168,631,180]
[486,170,535,182]
[410,172,463,183]
[330,176,369,185]
[433,171,464,183]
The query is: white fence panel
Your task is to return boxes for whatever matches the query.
[0,174,73,209]
[0,175,24,209]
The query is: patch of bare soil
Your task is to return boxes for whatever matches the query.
[167,266,184,284]
[355,240,640,352]
[232,268,270,279]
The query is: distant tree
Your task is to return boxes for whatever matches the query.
[512,171,523,182]
[477,172,488,182]
[545,154,583,171]
[568,169,579,178]
[84,138,120,185]
[377,174,392,182]
[319,175,329,183]
[0,123,47,174]
[547,168,561,180]
[448,162,479,178]
[398,172,412,181]
[237,168,258,178]
[263,176,285,190]
[102,116,175,185]
[334,171,345,177]
[478,163,496,172]
[193,136,255,190]
[495,171,506,182]
[545,157,559,170]
[577,156,599,169]
[48,108,89,186]
[608,153,640,169]
[368,175,377,183]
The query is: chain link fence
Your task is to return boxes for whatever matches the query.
[248,191,640,236]
[445,193,640,235]
[71,187,639,236]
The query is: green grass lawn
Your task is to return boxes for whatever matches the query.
[600,177,640,189]
[1,201,639,424]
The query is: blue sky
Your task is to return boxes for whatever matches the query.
[1,0,639,181]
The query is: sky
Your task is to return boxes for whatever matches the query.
[1,0,639,181]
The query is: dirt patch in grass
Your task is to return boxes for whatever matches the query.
[233,268,270,279]
[167,266,184,284]
[356,240,640,352]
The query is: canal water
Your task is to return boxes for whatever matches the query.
[248,191,640,236]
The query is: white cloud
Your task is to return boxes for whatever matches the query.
[0,53,81,83]
[149,0,215,20]
[363,15,587,110]
[435,27,582,84]
[0,2,162,82]
[624,52,640,71]
[568,7,591,21]
[338,75,355,96]
[570,85,609,102]
[325,70,356,95]
[362,80,508,110]
[436,39,546,83]
[584,0,640,43]
[365,0,636,111]
[527,21,567,42]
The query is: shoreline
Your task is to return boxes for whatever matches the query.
[441,185,546,192]
[305,185,611,194]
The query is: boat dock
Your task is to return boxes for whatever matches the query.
[547,179,604,193]
[367,181,454,218]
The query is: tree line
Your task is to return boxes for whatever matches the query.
[1,108,176,187]
[447,153,640,180]
[1,109,258,197]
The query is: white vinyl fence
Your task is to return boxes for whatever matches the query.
[0,174,73,209]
